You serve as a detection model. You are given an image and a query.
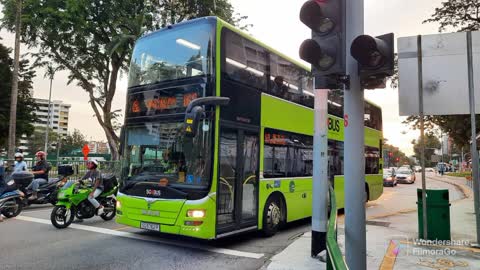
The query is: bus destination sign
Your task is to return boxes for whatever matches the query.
[127,92,198,117]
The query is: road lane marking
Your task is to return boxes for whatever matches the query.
[15,215,264,259]
[22,208,53,213]
[379,240,399,270]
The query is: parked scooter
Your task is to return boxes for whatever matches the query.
[51,174,118,229]
[0,165,24,218]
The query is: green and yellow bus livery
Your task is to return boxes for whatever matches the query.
[116,17,383,239]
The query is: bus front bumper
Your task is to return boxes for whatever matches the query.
[115,194,216,240]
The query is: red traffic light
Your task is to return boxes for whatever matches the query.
[388,152,393,157]
[396,157,400,162]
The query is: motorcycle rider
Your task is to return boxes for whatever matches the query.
[83,159,104,216]
[13,152,28,173]
[28,151,51,200]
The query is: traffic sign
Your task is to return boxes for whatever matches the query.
[82,144,90,160]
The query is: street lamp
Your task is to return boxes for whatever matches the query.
[44,65,56,154]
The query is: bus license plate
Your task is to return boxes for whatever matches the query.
[140,222,160,231]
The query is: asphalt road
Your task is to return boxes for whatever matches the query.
[0,173,464,270]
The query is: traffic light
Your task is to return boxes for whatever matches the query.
[350,33,395,89]
[388,152,393,158]
[396,157,400,162]
[299,0,346,88]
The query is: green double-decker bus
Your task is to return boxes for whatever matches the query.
[116,17,383,239]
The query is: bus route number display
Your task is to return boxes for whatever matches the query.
[265,133,287,145]
[128,92,198,116]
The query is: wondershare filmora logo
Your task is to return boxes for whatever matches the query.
[383,235,471,257]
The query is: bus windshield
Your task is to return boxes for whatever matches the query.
[128,21,214,88]
[122,120,213,187]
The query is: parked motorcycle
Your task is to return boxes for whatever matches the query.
[14,165,74,207]
[0,166,24,218]
[50,174,118,229]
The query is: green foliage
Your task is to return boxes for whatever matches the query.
[0,0,248,160]
[423,0,480,32]
[411,133,441,167]
[26,127,59,154]
[403,100,480,151]
[447,171,471,178]
[0,41,37,149]
[59,129,87,155]
[383,143,413,167]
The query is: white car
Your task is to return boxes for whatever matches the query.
[395,169,416,184]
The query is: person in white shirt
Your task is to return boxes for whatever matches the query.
[13,152,28,173]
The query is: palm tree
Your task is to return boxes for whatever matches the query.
[7,0,22,160]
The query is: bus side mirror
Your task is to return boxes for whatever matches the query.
[119,126,125,156]
[184,97,230,138]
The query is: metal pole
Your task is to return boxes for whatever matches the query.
[461,147,464,172]
[344,0,366,268]
[7,0,23,161]
[466,31,480,245]
[44,76,53,154]
[311,88,329,257]
[441,131,444,163]
[417,35,428,240]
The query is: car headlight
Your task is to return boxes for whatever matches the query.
[116,200,121,209]
[187,209,206,218]
[7,180,14,185]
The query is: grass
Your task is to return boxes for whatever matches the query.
[447,171,472,179]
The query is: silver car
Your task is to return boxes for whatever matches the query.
[395,168,416,184]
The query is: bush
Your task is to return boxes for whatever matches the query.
[447,172,472,179]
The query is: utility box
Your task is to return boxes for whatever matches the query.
[417,189,451,240]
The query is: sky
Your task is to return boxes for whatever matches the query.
[0,0,445,155]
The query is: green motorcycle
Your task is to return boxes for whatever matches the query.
[50,174,118,229]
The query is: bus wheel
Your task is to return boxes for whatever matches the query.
[262,196,283,237]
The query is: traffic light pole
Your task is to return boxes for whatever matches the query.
[311,88,329,257]
[344,0,366,269]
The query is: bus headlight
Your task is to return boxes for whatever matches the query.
[187,209,206,218]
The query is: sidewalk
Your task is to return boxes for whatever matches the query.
[263,175,480,270]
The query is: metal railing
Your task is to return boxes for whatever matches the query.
[326,185,348,270]
[1,159,121,181]
[466,179,474,189]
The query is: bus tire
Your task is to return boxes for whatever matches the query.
[262,195,284,237]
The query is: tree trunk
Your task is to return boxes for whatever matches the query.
[7,0,22,160]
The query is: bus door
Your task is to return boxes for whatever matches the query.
[217,126,259,235]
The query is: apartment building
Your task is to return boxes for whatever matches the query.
[18,99,71,154]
